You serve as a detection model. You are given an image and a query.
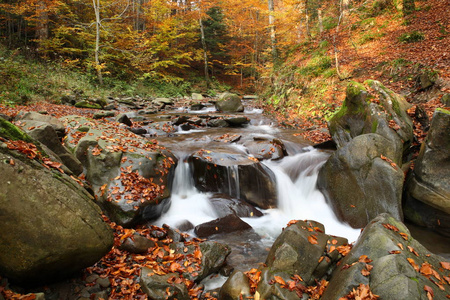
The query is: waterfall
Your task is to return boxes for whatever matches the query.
[156,149,361,243]
[154,158,217,229]
[243,149,361,243]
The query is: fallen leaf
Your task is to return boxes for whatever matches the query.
[308,235,318,245]
[440,261,450,270]
[407,258,420,272]
[274,276,286,286]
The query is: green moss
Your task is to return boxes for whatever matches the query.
[371,119,379,133]
[436,108,450,115]
[74,101,102,109]
[347,81,367,99]
[0,118,34,142]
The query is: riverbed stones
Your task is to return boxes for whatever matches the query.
[188,149,277,209]
[0,122,113,283]
[405,108,450,236]
[208,193,263,218]
[215,93,244,112]
[321,213,450,300]
[318,133,404,228]
[62,115,177,226]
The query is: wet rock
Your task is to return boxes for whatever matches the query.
[405,108,450,236]
[128,127,147,135]
[179,123,194,131]
[93,111,115,119]
[208,193,263,218]
[243,138,286,161]
[224,116,250,126]
[172,115,189,125]
[0,123,113,284]
[191,103,205,110]
[213,134,241,143]
[219,270,252,300]
[140,269,190,300]
[207,118,229,128]
[116,113,133,127]
[152,98,174,109]
[318,133,404,228]
[163,224,186,242]
[188,149,277,209]
[119,233,156,253]
[194,214,253,238]
[215,93,244,113]
[322,213,450,300]
[63,116,177,226]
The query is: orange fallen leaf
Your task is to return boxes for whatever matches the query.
[440,261,450,270]
[407,258,420,272]
[308,235,318,245]
[274,276,286,286]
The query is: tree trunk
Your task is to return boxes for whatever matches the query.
[92,0,103,85]
[36,1,49,43]
[318,9,323,34]
[199,18,210,88]
[268,0,277,61]
[403,0,415,15]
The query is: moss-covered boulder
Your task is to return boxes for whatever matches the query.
[62,116,177,226]
[405,108,450,236]
[322,214,450,300]
[0,123,113,284]
[318,134,404,228]
[215,93,244,112]
[328,80,413,164]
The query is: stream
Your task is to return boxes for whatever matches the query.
[133,100,361,275]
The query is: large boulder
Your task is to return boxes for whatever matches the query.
[0,121,113,284]
[188,149,277,209]
[62,116,177,226]
[215,93,244,113]
[328,80,413,164]
[322,213,450,300]
[318,134,404,228]
[405,108,450,236]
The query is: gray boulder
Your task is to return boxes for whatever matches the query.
[62,116,177,226]
[188,149,277,209]
[243,138,287,161]
[219,270,252,300]
[0,122,113,284]
[405,108,450,236]
[318,134,404,228]
[322,213,450,300]
[215,93,244,112]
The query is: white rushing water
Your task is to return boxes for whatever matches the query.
[155,148,361,243]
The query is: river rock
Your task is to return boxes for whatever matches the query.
[218,270,252,300]
[190,103,205,110]
[140,269,190,300]
[207,118,229,128]
[191,93,204,101]
[119,233,156,254]
[194,214,253,238]
[318,133,404,228]
[93,110,115,119]
[322,213,450,300]
[153,98,174,109]
[224,116,250,126]
[62,116,177,226]
[405,108,450,236]
[0,121,113,283]
[208,193,263,218]
[215,93,244,113]
[116,113,133,127]
[243,138,286,161]
[171,241,231,282]
[188,149,277,209]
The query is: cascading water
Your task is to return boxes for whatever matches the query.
[155,148,361,244]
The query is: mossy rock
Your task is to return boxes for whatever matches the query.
[0,118,35,143]
[74,100,102,109]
